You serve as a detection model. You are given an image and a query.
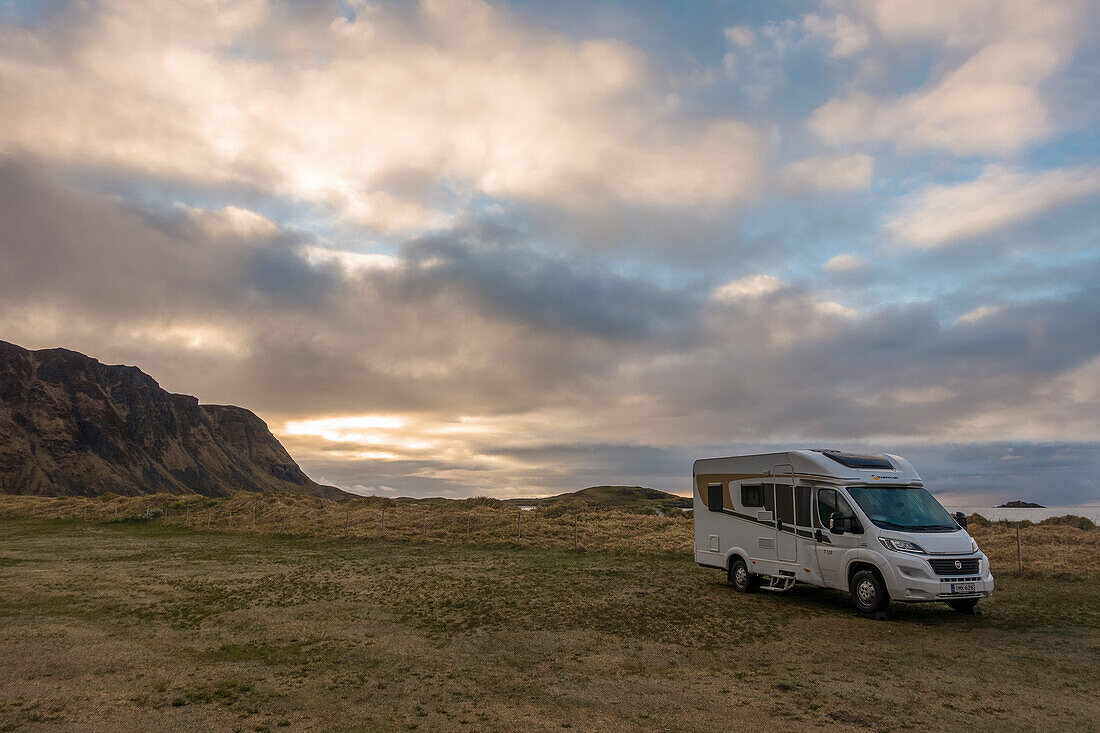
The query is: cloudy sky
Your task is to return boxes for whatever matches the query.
[2,0,1099,505]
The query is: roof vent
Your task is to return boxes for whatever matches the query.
[812,450,895,470]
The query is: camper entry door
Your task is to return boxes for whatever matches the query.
[771,464,797,563]
[812,487,860,588]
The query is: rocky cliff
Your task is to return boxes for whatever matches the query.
[0,340,348,499]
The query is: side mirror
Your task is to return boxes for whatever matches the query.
[830,512,860,535]
[829,512,846,535]
[954,511,968,529]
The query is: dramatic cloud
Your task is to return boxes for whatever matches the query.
[808,0,1092,155]
[886,164,1100,249]
[823,253,869,273]
[0,0,762,234]
[781,154,874,192]
[0,1,1097,504]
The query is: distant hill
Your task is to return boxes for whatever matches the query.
[998,500,1045,508]
[507,485,692,509]
[0,340,348,499]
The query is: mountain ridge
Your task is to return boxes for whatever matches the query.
[0,340,348,499]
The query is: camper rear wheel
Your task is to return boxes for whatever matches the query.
[850,568,889,614]
[728,557,758,593]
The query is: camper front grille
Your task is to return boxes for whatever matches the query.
[928,558,980,576]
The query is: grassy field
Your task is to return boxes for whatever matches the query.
[1,517,1098,731]
[1,492,1096,576]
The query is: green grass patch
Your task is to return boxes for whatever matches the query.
[1,518,1098,730]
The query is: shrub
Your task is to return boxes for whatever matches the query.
[460,496,505,508]
[542,500,588,518]
[1037,515,1096,531]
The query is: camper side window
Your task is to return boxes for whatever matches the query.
[775,485,795,525]
[796,485,812,527]
[816,489,854,528]
[816,489,837,528]
[741,484,764,508]
[707,484,724,512]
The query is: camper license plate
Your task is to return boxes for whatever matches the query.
[950,583,976,594]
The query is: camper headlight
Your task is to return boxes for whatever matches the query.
[969,537,978,553]
[878,537,926,554]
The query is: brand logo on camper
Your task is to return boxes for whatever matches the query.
[954,560,963,570]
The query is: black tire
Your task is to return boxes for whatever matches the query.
[728,557,758,593]
[947,598,979,613]
[850,568,889,614]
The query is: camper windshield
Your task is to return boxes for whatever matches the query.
[846,487,959,532]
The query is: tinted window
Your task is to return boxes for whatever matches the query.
[763,483,775,514]
[795,485,812,527]
[816,450,895,470]
[846,486,957,532]
[707,483,723,512]
[816,489,854,528]
[741,484,763,508]
[774,483,794,524]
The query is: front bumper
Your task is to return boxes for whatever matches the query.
[883,554,995,603]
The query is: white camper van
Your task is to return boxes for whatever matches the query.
[693,450,994,615]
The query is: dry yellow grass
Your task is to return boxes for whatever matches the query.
[1,494,1095,580]
[968,523,1100,578]
[0,493,697,554]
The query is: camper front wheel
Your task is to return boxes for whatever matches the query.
[728,557,758,593]
[850,568,889,614]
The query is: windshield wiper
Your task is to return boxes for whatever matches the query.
[874,521,956,531]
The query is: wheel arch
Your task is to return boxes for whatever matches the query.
[725,547,750,571]
[847,559,885,587]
